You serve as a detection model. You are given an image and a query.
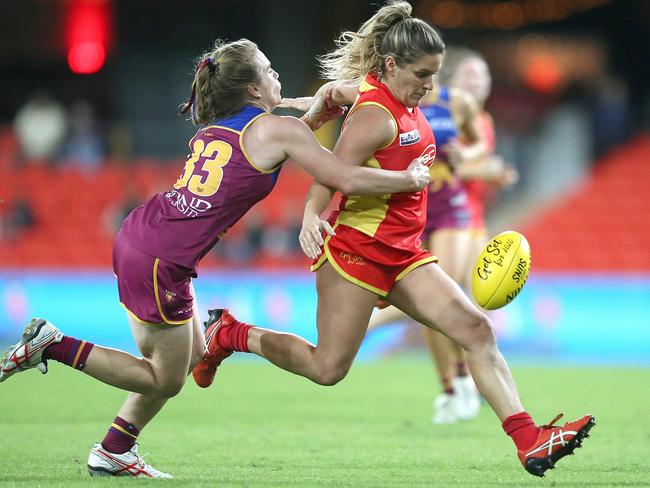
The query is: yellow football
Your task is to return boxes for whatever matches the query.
[471,231,531,310]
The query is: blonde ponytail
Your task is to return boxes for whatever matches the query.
[318,1,444,80]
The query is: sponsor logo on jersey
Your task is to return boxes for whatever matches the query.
[417,143,437,166]
[164,189,212,218]
[399,129,421,146]
[450,192,468,206]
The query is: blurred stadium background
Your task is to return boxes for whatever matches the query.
[1,0,649,366]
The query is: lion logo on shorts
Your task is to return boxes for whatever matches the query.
[165,290,177,302]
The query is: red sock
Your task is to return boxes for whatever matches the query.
[43,336,94,370]
[502,411,540,450]
[101,416,140,454]
[216,320,252,352]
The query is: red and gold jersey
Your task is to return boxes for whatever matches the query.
[463,110,496,229]
[330,73,436,251]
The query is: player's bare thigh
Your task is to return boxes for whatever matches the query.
[313,261,378,370]
[387,262,492,351]
[127,313,194,389]
[130,281,203,366]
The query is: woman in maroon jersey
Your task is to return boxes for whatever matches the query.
[0,38,429,478]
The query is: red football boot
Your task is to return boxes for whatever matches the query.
[192,309,236,388]
[519,413,595,477]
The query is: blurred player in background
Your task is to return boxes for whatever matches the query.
[431,47,519,422]
[0,39,429,478]
[442,47,519,285]
[194,1,594,477]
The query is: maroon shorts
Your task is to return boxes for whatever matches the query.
[113,230,194,325]
[422,192,471,241]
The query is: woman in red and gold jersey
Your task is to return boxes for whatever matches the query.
[194,2,594,477]
[365,75,488,425]
[367,48,521,425]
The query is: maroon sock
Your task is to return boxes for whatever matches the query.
[502,411,540,451]
[456,362,469,377]
[216,321,252,352]
[441,376,454,395]
[43,336,94,370]
[101,416,140,454]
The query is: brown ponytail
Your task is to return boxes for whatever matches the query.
[180,39,260,125]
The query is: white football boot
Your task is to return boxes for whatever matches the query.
[432,392,458,424]
[453,375,481,421]
[87,443,173,478]
[0,318,63,382]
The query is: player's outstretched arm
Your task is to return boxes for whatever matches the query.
[444,88,488,167]
[300,94,347,131]
[260,114,428,195]
[279,80,359,113]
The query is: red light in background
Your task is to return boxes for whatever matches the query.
[68,42,106,74]
[66,0,113,75]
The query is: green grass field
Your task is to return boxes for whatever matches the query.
[1,360,649,487]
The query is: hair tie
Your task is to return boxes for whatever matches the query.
[197,57,210,73]
[197,57,219,75]
[208,57,218,74]
[179,57,218,118]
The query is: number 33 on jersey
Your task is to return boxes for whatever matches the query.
[119,105,282,272]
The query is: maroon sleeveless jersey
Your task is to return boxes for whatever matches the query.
[120,105,280,273]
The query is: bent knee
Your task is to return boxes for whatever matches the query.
[155,378,186,398]
[312,363,351,386]
[464,313,497,350]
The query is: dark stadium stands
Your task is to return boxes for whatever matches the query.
[2,135,649,270]
[522,135,650,271]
